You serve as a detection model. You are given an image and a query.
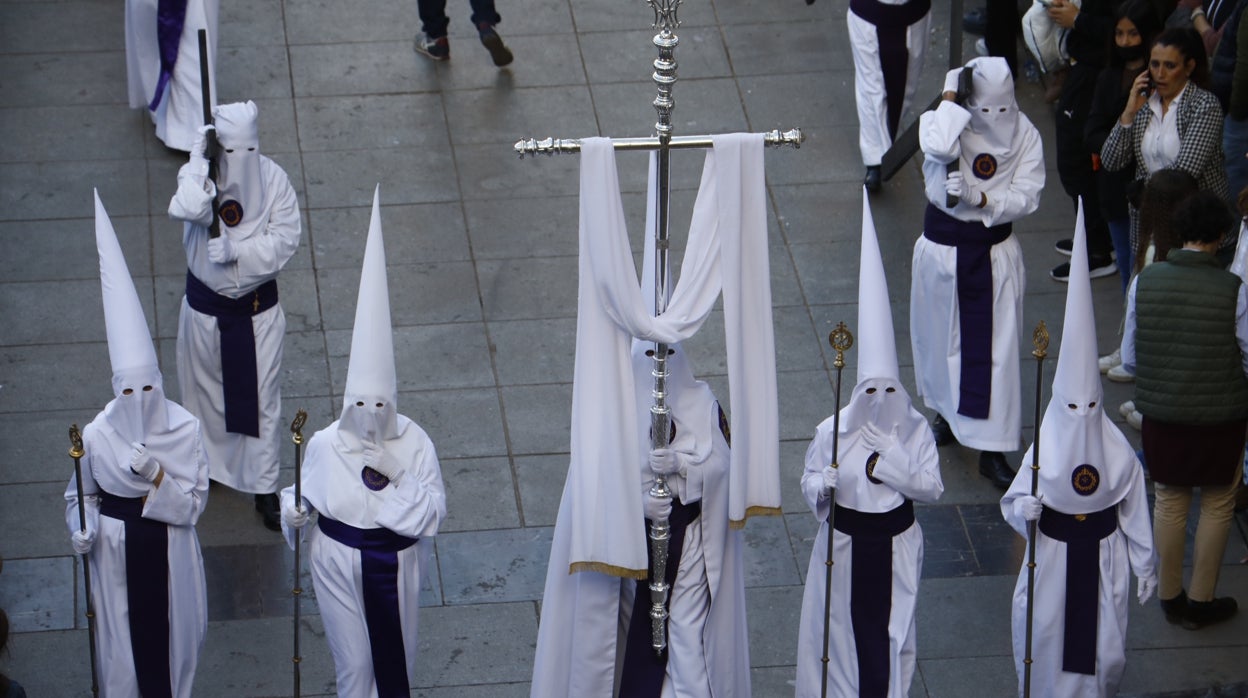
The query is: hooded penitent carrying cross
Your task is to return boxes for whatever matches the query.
[126,0,219,151]
[523,2,800,696]
[65,191,209,698]
[279,188,447,698]
[795,191,944,698]
[1000,200,1157,698]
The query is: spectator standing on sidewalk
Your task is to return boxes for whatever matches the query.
[414,0,513,66]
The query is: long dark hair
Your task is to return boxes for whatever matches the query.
[1137,168,1199,271]
[1108,0,1162,68]
[1152,27,1210,87]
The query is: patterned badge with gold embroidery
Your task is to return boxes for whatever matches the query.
[219,199,244,227]
[717,403,731,447]
[865,452,883,485]
[972,153,998,180]
[1071,464,1100,496]
[361,466,390,491]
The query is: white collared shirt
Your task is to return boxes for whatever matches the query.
[1141,86,1185,173]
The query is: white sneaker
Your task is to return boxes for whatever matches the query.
[976,38,989,57]
[1107,364,1134,383]
[1118,400,1135,418]
[1098,348,1121,374]
[1127,409,1143,430]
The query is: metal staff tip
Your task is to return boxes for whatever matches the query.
[69,424,84,458]
[828,322,854,369]
[290,409,307,444]
[648,0,682,31]
[1032,321,1049,360]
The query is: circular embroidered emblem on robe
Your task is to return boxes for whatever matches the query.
[972,153,998,180]
[865,452,884,485]
[717,403,731,446]
[1071,464,1100,495]
[361,466,390,491]
[219,200,245,227]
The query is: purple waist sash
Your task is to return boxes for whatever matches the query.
[184,271,278,438]
[849,0,931,139]
[1039,505,1117,676]
[619,497,703,698]
[99,491,173,698]
[833,500,915,697]
[317,517,417,697]
[922,204,1012,420]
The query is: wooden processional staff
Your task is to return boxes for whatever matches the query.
[515,0,803,655]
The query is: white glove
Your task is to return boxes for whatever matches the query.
[860,423,898,459]
[946,171,981,207]
[282,499,310,530]
[648,448,685,477]
[944,67,964,95]
[190,124,215,162]
[129,441,160,482]
[643,491,673,522]
[1137,574,1158,605]
[207,235,238,264]
[817,464,838,500]
[71,518,97,555]
[362,441,403,482]
[1012,495,1043,522]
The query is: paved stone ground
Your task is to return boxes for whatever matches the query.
[1,0,1246,695]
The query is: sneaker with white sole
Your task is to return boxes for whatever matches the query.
[415,33,450,61]
[1127,409,1143,430]
[1098,347,1121,373]
[1055,238,1074,256]
[1107,364,1134,382]
[1119,400,1135,418]
[1051,254,1118,281]
[478,23,513,66]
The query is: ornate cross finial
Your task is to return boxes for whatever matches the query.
[648,0,682,32]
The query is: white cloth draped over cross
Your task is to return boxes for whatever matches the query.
[565,133,781,577]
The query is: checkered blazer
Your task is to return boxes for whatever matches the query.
[1101,81,1229,200]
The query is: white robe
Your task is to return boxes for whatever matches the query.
[169,155,301,493]
[794,409,943,698]
[910,101,1045,451]
[126,0,219,152]
[280,415,446,698]
[848,1,931,166]
[530,403,750,698]
[64,402,208,698]
[1000,423,1156,698]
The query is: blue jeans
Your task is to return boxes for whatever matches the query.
[418,0,501,38]
[1224,115,1248,209]
[1108,217,1131,295]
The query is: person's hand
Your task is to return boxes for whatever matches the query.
[946,171,982,207]
[362,441,403,482]
[207,235,237,264]
[644,491,673,521]
[1012,495,1043,521]
[129,441,160,482]
[943,68,964,97]
[648,448,684,476]
[71,516,97,555]
[190,124,215,162]
[1137,574,1158,605]
[1122,71,1151,124]
[1047,0,1079,28]
[817,464,838,500]
[860,423,898,460]
[282,499,310,530]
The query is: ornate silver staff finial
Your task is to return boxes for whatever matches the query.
[648,0,682,32]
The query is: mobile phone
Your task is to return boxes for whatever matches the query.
[1139,77,1154,97]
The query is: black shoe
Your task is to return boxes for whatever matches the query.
[931,414,955,446]
[255,493,281,532]
[1054,238,1073,256]
[864,166,881,193]
[1183,596,1238,630]
[962,7,987,35]
[1160,589,1189,626]
[1049,255,1117,282]
[978,451,1015,490]
[478,23,513,67]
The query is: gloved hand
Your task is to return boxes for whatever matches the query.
[362,441,403,482]
[946,171,981,207]
[71,518,97,555]
[648,448,685,477]
[207,235,238,264]
[1137,573,1158,605]
[129,441,160,482]
[944,67,964,95]
[190,124,215,163]
[817,464,838,500]
[860,423,898,460]
[643,490,673,522]
[282,499,310,530]
[1012,495,1043,522]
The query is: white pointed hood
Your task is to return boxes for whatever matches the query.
[839,189,927,436]
[96,190,168,442]
[1033,199,1139,512]
[214,100,266,241]
[338,186,399,447]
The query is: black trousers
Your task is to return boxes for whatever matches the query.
[418,0,502,38]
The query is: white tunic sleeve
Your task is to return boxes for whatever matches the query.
[141,428,209,527]
[168,157,216,226]
[800,422,834,521]
[1116,465,1157,580]
[981,123,1045,227]
[373,442,446,540]
[64,445,102,540]
[233,168,301,282]
[869,432,944,504]
[919,101,973,165]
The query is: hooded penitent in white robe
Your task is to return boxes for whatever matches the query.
[1000,203,1156,698]
[65,192,208,698]
[126,0,218,152]
[910,57,1045,452]
[848,0,931,166]
[280,190,446,697]
[795,191,943,698]
[168,101,301,494]
[530,136,779,698]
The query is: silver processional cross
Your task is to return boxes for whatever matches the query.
[515,0,803,657]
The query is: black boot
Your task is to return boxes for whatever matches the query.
[978,451,1015,490]
[1183,595,1238,630]
[1159,589,1188,626]
[930,414,955,446]
[864,166,882,193]
[255,492,281,532]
